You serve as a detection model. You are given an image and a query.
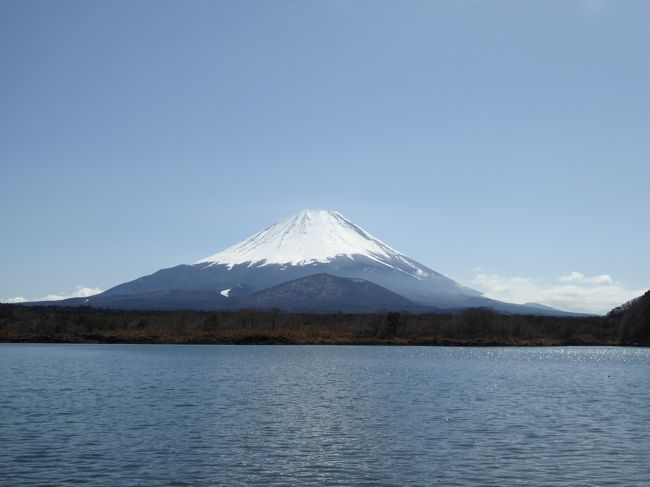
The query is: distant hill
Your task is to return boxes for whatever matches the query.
[237,273,423,313]
[609,291,650,344]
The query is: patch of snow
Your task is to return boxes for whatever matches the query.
[197,210,427,275]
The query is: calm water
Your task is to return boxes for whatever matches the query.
[1,345,649,486]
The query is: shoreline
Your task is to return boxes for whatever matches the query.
[2,303,647,347]
[0,334,634,347]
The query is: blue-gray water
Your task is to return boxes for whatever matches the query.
[1,345,649,486]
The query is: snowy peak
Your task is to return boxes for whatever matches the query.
[197,209,422,271]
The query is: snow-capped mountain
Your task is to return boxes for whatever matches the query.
[198,209,427,271]
[39,209,576,315]
[189,209,480,307]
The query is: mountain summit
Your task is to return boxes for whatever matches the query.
[36,209,576,315]
[198,209,429,274]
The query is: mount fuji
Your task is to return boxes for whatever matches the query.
[42,210,574,315]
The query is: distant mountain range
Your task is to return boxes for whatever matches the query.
[33,209,586,316]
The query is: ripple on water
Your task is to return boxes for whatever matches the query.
[1,344,649,486]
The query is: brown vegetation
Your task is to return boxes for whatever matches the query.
[1,301,647,346]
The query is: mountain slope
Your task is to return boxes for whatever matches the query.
[198,209,433,271]
[237,273,420,313]
[35,289,230,311]
[39,274,423,313]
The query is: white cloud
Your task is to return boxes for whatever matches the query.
[4,296,27,304]
[471,271,646,315]
[558,271,613,285]
[2,286,103,304]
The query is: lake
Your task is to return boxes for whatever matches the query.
[1,344,649,486]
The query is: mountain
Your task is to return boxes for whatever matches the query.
[36,209,577,315]
[237,273,421,313]
[99,210,480,307]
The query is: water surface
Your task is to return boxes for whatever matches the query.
[2,345,649,486]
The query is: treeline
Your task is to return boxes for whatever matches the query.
[608,291,650,345]
[1,298,648,345]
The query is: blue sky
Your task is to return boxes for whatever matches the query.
[1,0,648,313]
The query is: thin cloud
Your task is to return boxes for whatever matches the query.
[558,271,613,285]
[2,286,103,304]
[472,271,646,315]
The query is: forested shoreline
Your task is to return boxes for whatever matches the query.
[1,297,648,346]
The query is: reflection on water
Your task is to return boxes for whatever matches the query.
[2,345,649,486]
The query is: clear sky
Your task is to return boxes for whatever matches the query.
[1,0,648,313]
